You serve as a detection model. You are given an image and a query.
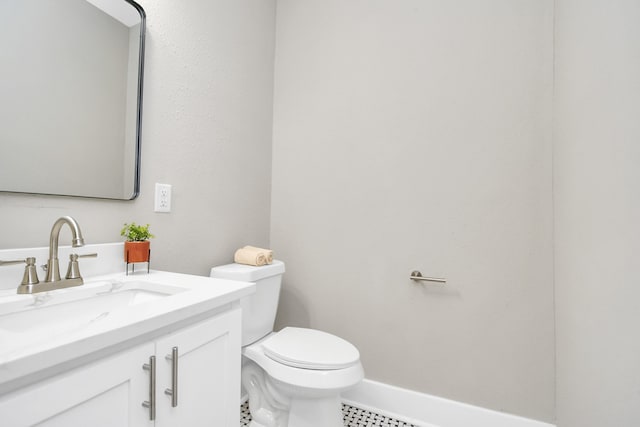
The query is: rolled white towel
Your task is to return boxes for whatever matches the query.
[234,246,273,266]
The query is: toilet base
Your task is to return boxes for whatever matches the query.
[243,360,346,427]
[244,361,290,427]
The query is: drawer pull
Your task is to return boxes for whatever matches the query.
[142,355,156,420]
[164,347,179,407]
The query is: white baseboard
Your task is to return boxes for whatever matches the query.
[342,379,556,427]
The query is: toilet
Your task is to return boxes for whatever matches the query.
[210,260,364,427]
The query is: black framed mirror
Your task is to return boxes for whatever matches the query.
[0,0,145,200]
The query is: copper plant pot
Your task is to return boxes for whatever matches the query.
[124,240,150,263]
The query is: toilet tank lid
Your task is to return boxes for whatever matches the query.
[210,260,285,282]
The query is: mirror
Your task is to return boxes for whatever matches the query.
[0,0,145,200]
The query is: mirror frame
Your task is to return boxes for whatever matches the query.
[127,0,146,200]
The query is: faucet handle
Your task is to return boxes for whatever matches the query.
[1,258,40,285]
[0,259,29,266]
[22,257,40,285]
[65,253,98,280]
[76,253,98,259]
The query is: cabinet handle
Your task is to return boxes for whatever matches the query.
[164,347,179,407]
[142,355,156,420]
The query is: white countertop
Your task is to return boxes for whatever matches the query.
[0,269,254,394]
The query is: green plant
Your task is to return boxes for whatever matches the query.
[120,222,155,242]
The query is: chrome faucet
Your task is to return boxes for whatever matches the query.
[14,216,96,294]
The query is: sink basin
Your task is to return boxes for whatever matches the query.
[0,281,184,334]
[0,280,185,354]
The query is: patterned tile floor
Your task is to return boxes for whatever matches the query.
[240,401,418,427]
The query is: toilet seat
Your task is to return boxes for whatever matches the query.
[261,327,360,370]
[243,331,364,392]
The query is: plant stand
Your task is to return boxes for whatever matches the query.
[125,248,150,275]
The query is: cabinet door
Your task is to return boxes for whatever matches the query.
[0,343,155,427]
[155,308,241,427]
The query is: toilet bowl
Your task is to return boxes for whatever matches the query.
[243,328,364,427]
[210,261,363,427]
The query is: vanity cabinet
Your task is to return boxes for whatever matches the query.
[154,308,241,426]
[0,308,241,427]
[0,343,154,426]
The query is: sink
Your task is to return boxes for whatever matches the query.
[0,280,185,356]
[0,281,184,335]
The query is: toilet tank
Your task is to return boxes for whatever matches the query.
[210,260,285,346]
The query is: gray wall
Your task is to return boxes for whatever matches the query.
[270,0,555,422]
[554,1,640,426]
[0,0,277,277]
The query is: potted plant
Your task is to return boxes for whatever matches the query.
[121,222,154,263]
